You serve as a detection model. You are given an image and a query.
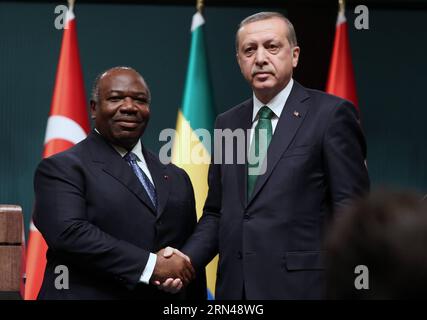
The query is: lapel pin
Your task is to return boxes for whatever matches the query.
[293,111,301,118]
[164,175,169,180]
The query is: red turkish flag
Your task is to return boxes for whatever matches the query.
[24,6,89,300]
[326,10,359,110]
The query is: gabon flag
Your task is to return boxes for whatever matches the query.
[171,8,217,299]
[326,2,358,109]
[24,2,89,300]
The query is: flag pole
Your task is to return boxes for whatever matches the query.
[326,0,359,109]
[68,0,75,11]
[338,0,345,14]
[197,0,204,13]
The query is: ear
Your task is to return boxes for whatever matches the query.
[292,46,300,68]
[236,52,242,71]
[90,100,96,120]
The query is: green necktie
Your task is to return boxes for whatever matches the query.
[247,106,274,198]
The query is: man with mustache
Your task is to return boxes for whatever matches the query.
[161,12,370,299]
[33,66,206,299]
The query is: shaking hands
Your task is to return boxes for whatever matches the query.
[150,247,194,294]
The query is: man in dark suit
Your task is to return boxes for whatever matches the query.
[33,66,206,299]
[162,12,370,299]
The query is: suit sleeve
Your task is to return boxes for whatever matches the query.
[182,116,222,270]
[323,101,370,211]
[33,156,150,290]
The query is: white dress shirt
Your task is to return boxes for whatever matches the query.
[249,78,294,145]
[94,129,157,284]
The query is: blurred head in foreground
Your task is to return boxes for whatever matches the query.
[325,190,427,299]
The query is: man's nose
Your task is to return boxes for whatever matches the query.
[255,48,267,65]
[120,97,137,111]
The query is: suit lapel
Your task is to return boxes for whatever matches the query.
[247,82,311,206]
[143,146,170,219]
[89,132,157,215]
[233,99,254,207]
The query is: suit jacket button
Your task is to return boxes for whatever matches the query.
[237,251,242,259]
[243,214,250,220]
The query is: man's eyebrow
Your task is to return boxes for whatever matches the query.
[107,90,147,96]
[107,90,124,95]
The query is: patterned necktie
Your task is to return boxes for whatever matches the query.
[124,151,158,209]
[247,106,274,198]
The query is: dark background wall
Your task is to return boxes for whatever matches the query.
[1,1,426,235]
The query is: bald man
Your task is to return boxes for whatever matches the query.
[33,67,206,299]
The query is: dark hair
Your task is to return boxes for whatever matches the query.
[235,12,298,51]
[325,190,427,299]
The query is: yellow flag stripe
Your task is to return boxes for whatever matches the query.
[172,111,218,296]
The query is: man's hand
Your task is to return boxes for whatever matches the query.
[152,247,194,294]
[151,247,195,290]
[162,246,192,263]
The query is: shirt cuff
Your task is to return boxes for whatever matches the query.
[139,253,157,284]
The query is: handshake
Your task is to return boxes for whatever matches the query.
[150,247,195,294]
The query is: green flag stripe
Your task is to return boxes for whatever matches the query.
[181,22,216,145]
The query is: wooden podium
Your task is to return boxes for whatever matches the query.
[0,205,24,299]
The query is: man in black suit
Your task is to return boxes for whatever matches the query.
[33,66,206,299]
[162,12,370,299]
